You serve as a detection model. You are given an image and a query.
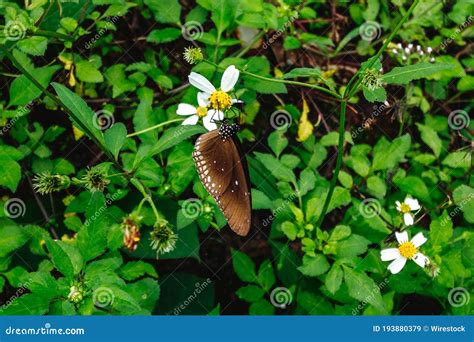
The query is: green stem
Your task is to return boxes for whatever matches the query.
[202,60,341,99]
[316,0,420,228]
[316,101,346,228]
[127,118,184,137]
[34,29,74,41]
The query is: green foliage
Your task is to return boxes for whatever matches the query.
[0,0,472,317]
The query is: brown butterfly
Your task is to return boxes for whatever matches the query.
[192,122,251,236]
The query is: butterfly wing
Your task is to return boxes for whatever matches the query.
[193,131,251,236]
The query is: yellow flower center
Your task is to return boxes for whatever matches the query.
[209,90,232,110]
[398,241,417,259]
[400,203,411,213]
[196,106,208,118]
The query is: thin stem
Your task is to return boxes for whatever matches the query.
[127,118,184,137]
[34,29,74,41]
[316,0,420,228]
[316,100,346,228]
[202,60,341,99]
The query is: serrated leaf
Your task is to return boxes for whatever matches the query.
[383,63,451,85]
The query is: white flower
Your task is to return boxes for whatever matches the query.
[176,95,223,131]
[188,65,241,118]
[381,231,429,274]
[396,196,420,226]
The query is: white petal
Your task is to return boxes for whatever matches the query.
[381,248,400,261]
[411,232,427,248]
[189,72,216,93]
[395,231,409,244]
[197,92,210,107]
[220,65,240,92]
[182,115,199,125]
[203,113,217,131]
[395,201,402,211]
[403,213,414,226]
[405,197,420,211]
[412,253,428,268]
[231,99,243,104]
[177,103,197,116]
[387,257,407,274]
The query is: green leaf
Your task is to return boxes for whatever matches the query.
[9,65,60,106]
[147,28,182,44]
[329,225,351,241]
[52,83,105,146]
[249,299,275,315]
[75,60,104,83]
[251,189,272,209]
[452,185,474,223]
[297,254,330,277]
[104,123,127,160]
[325,264,343,294]
[0,225,29,258]
[372,134,411,171]
[281,221,297,241]
[283,67,322,79]
[16,36,48,56]
[45,239,83,279]
[232,250,257,283]
[257,260,275,291]
[211,0,235,35]
[236,285,265,303]
[382,62,451,84]
[335,234,370,257]
[366,175,387,199]
[267,130,288,158]
[442,152,471,170]
[0,156,21,192]
[430,210,453,245]
[150,125,206,157]
[119,261,158,281]
[254,152,296,183]
[343,266,386,313]
[363,85,387,103]
[393,176,431,204]
[416,123,442,157]
[144,0,181,24]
